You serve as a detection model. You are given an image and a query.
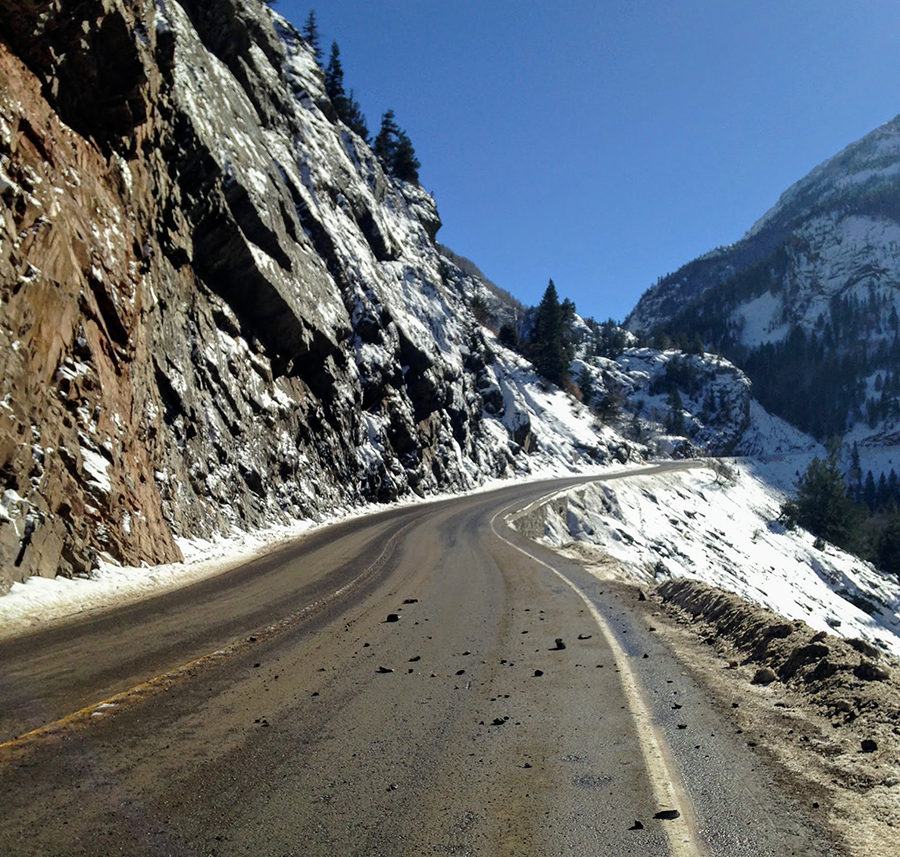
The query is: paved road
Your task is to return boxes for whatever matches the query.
[0,467,842,856]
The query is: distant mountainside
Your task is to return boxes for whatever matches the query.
[626,115,900,442]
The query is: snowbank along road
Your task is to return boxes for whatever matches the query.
[0,466,844,855]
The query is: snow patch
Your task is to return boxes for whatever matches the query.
[514,461,900,657]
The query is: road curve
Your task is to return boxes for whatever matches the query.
[0,466,842,856]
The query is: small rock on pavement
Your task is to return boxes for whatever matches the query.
[752,667,778,685]
[628,820,644,830]
[861,739,878,753]
[385,613,400,623]
[377,666,394,674]
[551,638,566,650]
[577,634,592,640]
[533,669,544,677]
[654,809,681,820]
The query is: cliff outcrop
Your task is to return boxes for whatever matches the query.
[0,0,619,591]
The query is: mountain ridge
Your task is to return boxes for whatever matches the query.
[626,112,900,443]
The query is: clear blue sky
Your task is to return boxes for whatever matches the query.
[277,0,900,322]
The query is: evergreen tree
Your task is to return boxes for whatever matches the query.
[530,280,574,386]
[875,509,900,579]
[628,412,645,442]
[498,322,518,350]
[781,452,863,551]
[392,130,420,183]
[864,470,877,510]
[577,366,596,406]
[374,110,421,184]
[849,440,862,489]
[596,318,627,359]
[374,109,400,167]
[665,388,686,435]
[343,89,369,140]
[321,43,369,140]
[325,41,347,115]
[302,9,323,66]
[469,293,489,325]
[595,391,623,420]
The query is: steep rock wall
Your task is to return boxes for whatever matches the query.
[0,0,611,591]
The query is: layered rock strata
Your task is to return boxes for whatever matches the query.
[0,0,615,590]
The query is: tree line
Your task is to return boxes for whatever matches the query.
[782,447,900,580]
[301,10,420,183]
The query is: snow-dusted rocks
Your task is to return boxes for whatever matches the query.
[580,348,752,455]
[0,0,620,591]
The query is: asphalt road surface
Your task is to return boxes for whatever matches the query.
[0,467,844,856]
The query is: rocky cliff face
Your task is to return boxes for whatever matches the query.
[0,0,812,595]
[0,0,628,592]
[625,115,900,442]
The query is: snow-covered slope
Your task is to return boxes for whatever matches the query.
[572,336,818,458]
[511,463,900,657]
[625,114,900,444]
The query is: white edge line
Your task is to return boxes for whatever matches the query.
[490,475,707,857]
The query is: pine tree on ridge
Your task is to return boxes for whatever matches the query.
[302,9,323,66]
[374,110,421,184]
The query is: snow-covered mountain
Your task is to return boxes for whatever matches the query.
[626,114,900,443]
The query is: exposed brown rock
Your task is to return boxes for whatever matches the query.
[1,0,610,592]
